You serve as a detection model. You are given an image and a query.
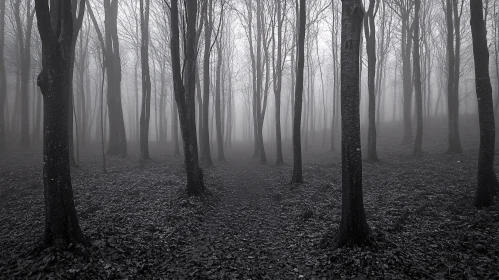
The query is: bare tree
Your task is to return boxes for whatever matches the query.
[470,0,498,208]
[13,0,35,147]
[413,0,423,156]
[139,0,152,160]
[444,0,463,154]
[88,0,127,157]
[0,0,5,151]
[335,0,371,248]
[364,0,378,161]
[170,0,207,196]
[291,0,305,184]
[35,0,85,246]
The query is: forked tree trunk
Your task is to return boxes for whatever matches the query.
[336,0,371,248]
[170,0,206,196]
[35,0,85,247]
[291,0,306,184]
[470,0,498,208]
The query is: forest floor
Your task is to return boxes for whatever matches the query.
[1,121,499,279]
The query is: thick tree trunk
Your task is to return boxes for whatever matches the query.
[470,0,498,208]
[139,0,151,160]
[291,0,306,184]
[170,0,206,196]
[35,0,85,247]
[104,0,127,157]
[413,0,423,156]
[336,0,371,248]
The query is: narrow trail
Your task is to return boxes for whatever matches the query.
[173,158,308,278]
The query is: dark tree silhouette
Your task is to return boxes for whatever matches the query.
[0,0,5,152]
[364,0,378,161]
[413,0,423,156]
[35,0,85,246]
[170,0,207,196]
[273,0,286,165]
[68,0,86,166]
[201,0,214,166]
[139,0,151,160]
[470,0,498,208]
[291,0,306,184]
[13,0,35,148]
[445,0,462,154]
[335,0,371,248]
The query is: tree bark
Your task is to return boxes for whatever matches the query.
[215,40,226,162]
[291,0,306,184]
[0,0,5,151]
[201,0,214,166]
[336,0,371,248]
[413,0,423,156]
[445,0,462,153]
[470,0,498,208]
[364,0,378,161]
[14,0,35,148]
[273,0,284,165]
[170,0,206,196]
[139,0,151,160]
[35,0,85,247]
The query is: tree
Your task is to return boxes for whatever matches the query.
[170,0,207,196]
[14,0,35,147]
[470,0,498,208]
[335,0,371,248]
[35,0,85,246]
[139,0,151,160]
[201,0,214,166]
[215,31,226,162]
[413,0,423,156]
[363,0,378,161]
[444,0,463,154]
[291,0,306,184]
[68,0,86,166]
[273,0,286,165]
[0,0,5,152]
[88,0,127,157]
[388,0,414,145]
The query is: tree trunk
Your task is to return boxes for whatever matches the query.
[413,0,423,156]
[470,0,498,208]
[35,0,85,247]
[0,0,5,151]
[139,0,151,160]
[273,0,284,165]
[215,41,226,162]
[170,0,206,196]
[336,0,371,248]
[446,0,462,154]
[14,1,35,148]
[364,0,378,161]
[201,0,214,166]
[291,0,306,184]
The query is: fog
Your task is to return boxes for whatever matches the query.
[1,0,499,278]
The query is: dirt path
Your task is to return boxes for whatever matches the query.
[172,159,305,278]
